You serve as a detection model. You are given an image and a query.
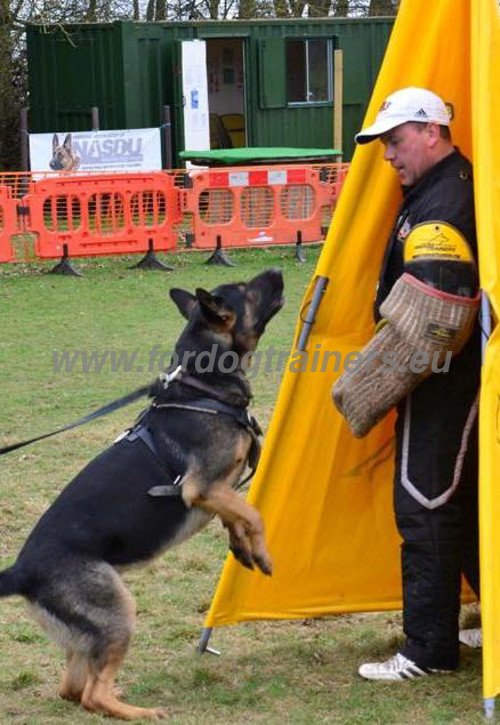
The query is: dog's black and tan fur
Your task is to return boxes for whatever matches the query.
[0,269,284,721]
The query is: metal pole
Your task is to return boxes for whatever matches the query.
[197,627,220,655]
[480,291,492,357]
[20,108,29,171]
[480,293,492,721]
[296,276,329,351]
[163,105,173,170]
[91,106,100,131]
[197,278,329,655]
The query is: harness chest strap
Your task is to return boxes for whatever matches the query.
[127,398,262,498]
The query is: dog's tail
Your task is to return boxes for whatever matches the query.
[0,565,22,598]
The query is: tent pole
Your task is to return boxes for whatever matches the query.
[297,276,329,351]
[197,276,328,655]
[480,292,492,720]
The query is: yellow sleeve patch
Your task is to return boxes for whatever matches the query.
[404,222,474,263]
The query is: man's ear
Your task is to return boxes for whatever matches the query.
[196,288,235,326]
[426,122,441,146]
[169,288,197,320]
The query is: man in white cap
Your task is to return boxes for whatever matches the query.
[337,88,481,679]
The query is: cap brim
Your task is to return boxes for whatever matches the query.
[355,117,407,145]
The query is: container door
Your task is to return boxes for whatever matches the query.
[258,38,286,109]
[181,40,210,152]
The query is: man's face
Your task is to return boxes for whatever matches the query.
[380,122,435,186]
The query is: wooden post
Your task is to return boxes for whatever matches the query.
[91,106,100,131]
[20,108,29,171]
[163,105,173,170]
[333,49,343,160]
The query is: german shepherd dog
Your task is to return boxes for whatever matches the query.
[0,269,284,721]
[49,133,81,171]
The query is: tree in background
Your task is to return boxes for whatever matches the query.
[140,0,398,20]
[0,0,131,169]
[273,0,398,18]
[1,0,23,170]
[0,0,398,170]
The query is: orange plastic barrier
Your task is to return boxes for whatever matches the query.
[184,163,349,249]
[0,165,349,265]
[23,172,182,259]
[0,185,16,263]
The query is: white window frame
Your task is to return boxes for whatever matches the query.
[287,38,333,106]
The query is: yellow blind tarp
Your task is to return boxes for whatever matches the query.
[472,0,500,702]
[205,0,500,701]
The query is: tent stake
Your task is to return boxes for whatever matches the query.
[197,627,220,655]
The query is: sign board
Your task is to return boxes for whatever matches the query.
[181,40,210,154]
[29,128,162,172]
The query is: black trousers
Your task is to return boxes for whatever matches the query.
[394,370,480,671]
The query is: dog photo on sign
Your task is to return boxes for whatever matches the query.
[49,133,81,171]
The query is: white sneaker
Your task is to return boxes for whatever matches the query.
[459,627,482,648]
[358,652,453,681]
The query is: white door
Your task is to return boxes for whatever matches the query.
[181,40,210,152]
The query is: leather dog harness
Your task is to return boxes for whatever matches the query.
[119,368,263,498]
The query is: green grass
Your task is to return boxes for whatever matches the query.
[0,247,484,723]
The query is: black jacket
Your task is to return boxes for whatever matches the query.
[375,148,480,399]
[375,148,477,317]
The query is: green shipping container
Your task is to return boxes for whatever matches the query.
[26,17,394,165]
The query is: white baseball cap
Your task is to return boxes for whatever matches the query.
[355,87,452,144]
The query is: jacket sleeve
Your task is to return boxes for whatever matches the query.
[404,175,478,298]
[403,220,478,298]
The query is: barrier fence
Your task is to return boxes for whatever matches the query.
[24,172,182,259]
[0,163,349,268]
[0,185,16,263]
[184,165,342,250]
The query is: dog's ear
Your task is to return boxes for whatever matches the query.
[196,288,235,326]
[52,134,59,152]
[170,288,197,320]
[63,133,72,150]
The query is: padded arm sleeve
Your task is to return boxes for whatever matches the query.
[332,273,480,438]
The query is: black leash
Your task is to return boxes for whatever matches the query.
[0,369,262,493]
[0,384,151,456]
